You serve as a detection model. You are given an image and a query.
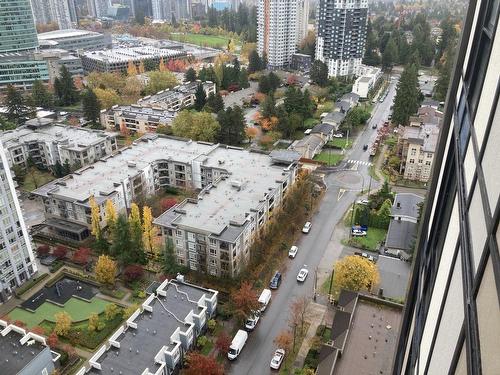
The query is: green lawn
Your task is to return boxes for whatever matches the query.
[169,33,234,48]
[21,168,55,191]
[314,151,344,166]
[304,118,320,128]
[347,227,387,251]
[8,297,111,328]
[327,137,352,149]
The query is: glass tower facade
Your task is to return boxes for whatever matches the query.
[0,0,49,90]
[0,0,38,53]
[393,0,500,373]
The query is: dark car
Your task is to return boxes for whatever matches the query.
[363,144,369,151]
[269,271,282,289]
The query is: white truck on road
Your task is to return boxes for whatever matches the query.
[258,289,272,312]
[228,330,248,360]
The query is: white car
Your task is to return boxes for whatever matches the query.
[302,222,312,233]
[333,133,343,138]
[356,199,369,205]
[288,246,298,258]
[361,252,375,262]
[270,348,285,370]
[297,268,309,282]
[245,313,260,331]
[352,229,367,237]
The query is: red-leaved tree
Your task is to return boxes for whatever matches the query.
[30,326,45,335]
[123,264,144,283]
[72,247,91,265]
[53,246,68,260]
[230,281,260,323]
[47,332,59,348]
[37,245,50,257]
[160,198,177,211]
[184,352,223,375]
[215,331,231,354]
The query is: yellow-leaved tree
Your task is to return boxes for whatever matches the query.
[95,255,117,285]
[129,203,144,253]
[105,199,117,234]
[332,255,380,297]
[142,206,159,256]
[89,196,101,240]
[127,61,137,76]
[138,60,145,74]
[54,311,72,336]
[159,57,167,72]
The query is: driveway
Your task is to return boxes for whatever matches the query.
[228,79,400,375]
[223,81,258,107]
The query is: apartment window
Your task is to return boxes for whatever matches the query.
[409,159,415,164]
[209,238,217,246]
[176,230,182,237]
[209,248,217,256]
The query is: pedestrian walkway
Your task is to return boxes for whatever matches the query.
[294,302,327,368]
[96,291,132,307]
[346,159,373,166]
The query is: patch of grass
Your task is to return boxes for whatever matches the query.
[7,297,111,328]
[304,118,320,128]
[100,287,126,300]
[320,273,334,295]
[169,33,234,48]
[21,168,55,191]
[327,137,352,149]
[346,227,387,251]
[314,101,334,118]
[313,151,344,166]
[200,340,214,356]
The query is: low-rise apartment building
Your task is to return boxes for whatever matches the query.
[352,65,382,98]
[0,122,118,171]
[0,320,60,374]
[399,124,439,182]
[100,81,216,133]
[77,276,217,375]
[33,135,298,277]
[80,46,187,73]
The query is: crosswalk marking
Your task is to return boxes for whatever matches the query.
[346,160,373,166]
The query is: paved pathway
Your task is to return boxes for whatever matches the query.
[294,302,327,368]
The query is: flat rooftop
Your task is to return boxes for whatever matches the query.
[1,124,116,152]
[38,29,103,40]
[87,279,216,375]
[81,46,186,64]
[0,330,46,374]
[108,105,177,123]
[155,144,290,236]
[333,299,402,375]
[376,256,411,300]
[137,81,213,107]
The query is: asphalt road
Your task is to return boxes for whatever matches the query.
[228,77,399,375]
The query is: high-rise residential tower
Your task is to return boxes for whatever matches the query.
[257,0,306,68]
[0,0,49,90]
[0,142,37,303]
[393,0,500,373]
[315,0,368,77]
[86,0,111,18]
[30,0,73,29]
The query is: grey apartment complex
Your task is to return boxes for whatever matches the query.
[393,0,500,374]
[0,122,118,171]
[37,29,112,52]
[76,277,217,375]
[33,135,297,276]
[0,320,60,374]
[100,81,216,133]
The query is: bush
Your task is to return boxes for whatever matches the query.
[37,245,50,257]
[53,246,68,259]
[15,273,49,296]
[197,335,208,348]
[72,247,91,265]
[123,264,144,283]
[50,261,64,273]
[160,197,178,211]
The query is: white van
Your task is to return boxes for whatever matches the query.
[258,289,272,312]
[228,330,248,360]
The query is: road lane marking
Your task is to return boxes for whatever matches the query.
[338,189,345,200]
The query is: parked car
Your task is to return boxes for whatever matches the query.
[288,246,298,258]
[363,144,368,151]
[245,313,260,331]
[372,124,377,129]
[352,229,367,237]
[357,199,369,205]
[297,267,309,282]
[361,252,375,262]
[333,133,343,138]
[258,289,272,312]
[228,330,248,360]
[269,271,282,289]
[270,348,285,370]
[302,222,312,233]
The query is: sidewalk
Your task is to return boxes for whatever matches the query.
[294,302,327,368]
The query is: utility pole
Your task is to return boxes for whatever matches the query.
[367,173,373,197]
[350,200,356,238]
[328,269,335,303]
